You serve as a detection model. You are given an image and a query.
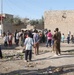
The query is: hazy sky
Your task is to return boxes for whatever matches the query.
[0,0,74,19]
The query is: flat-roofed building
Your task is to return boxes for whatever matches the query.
[44,10,74,36]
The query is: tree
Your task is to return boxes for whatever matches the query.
[3,16,22,25]
[29,16,44,26]
[13,16,22,25]
[39,16,44,25]
[21,18,29,25]
[30,20,36,25]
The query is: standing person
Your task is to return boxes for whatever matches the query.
[20,30,25,46]
[6,30,10,37]
[39,31,42,43]
[8,33,13,46]
[33,26,38,32]
[33,30,40,55]
[46,30,52,47]
[24,33,33,62]
[68,31,71,37]
[53,28,61,55]
[61,33,65,43]
[0,45,3,59]
[28,30,33,38]
[44,29,48,43]
[71,35,74,43]
[67,34,70,44]
[52,30,56,52]
[16,31,19,46]
[42,32,46,43]
[3,34,8,47]
[14,30,17,44]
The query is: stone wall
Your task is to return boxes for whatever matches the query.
[44,10,74,36]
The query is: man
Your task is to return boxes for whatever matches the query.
[0,45,3,59]
[33,30,40,55]
[16,31,19,46]
[14,30,17,44]
[53,28,61,55]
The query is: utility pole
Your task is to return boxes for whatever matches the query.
[1,0,3,35]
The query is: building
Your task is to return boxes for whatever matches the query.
[44,10,74,36]
[0,14,26,34]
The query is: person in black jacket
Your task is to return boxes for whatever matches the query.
[0,45,3,59]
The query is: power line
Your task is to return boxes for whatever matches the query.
[3,0,19,15]
[3,0,38,19]
[6,0,29,13]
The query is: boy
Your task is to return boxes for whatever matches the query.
[24,33,33,62]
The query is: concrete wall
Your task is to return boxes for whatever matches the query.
[2,14,26,33]
[12,24,26,33]
[3,14,13,32]
[36,24,44,30]
[44,10,74,36]
[26,24,44,30]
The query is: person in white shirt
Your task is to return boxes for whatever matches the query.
[16,32,19,46]
[3,34,8,46]
[24,33,33,62]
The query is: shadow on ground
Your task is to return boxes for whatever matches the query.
[62,49,74,52]
[0,64,74,75]
[1,44,22,50]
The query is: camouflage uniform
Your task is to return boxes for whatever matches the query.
[53,31,61,55]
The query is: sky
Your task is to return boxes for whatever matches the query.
[0,0,74,19]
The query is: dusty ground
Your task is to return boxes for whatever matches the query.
[0,38,74,75]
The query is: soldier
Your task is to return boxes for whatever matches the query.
[53,28,61,55]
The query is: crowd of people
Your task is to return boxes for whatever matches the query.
[0,27,74,62]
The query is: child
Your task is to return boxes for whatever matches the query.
[24,33,33,62]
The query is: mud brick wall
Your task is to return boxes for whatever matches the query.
[44,10,74,36]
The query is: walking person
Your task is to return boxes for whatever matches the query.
[24,33,33,62]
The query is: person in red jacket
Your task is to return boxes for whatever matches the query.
[46,30,52,47]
